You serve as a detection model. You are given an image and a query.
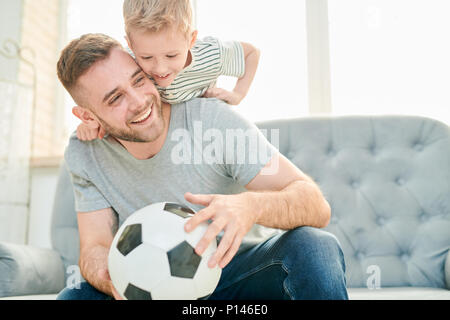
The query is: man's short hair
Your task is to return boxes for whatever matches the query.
[123,0,193,37]
[57,33,122,105]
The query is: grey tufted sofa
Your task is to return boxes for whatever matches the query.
[1,115,449,299]
[258,115,450,299]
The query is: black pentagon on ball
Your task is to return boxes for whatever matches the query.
[117,224,142,256]
[164,203,195,219]
[167,241,201,278]
[124,283,152,300]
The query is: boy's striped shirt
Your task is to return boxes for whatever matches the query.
[154,36,245,104]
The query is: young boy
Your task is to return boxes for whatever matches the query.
[76,0,260,141]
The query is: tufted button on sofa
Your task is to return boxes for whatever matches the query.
[0,115,449,299]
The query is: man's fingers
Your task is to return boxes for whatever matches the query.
[97,268,110,281]
[208,226,237,268]
[184,192,214,207]
[98,269,123,300]
[111,285,124,300]
[194,218,227,256]
[185,206,214,233]
[219,233,244,269]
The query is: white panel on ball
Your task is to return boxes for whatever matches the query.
[141,208,187,252]
[193,240,221,298]
[184,221,209,251]
[151,276,198,300]
[126,243,171,293]
[107,246,129,295]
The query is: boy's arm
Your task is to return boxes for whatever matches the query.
[232,42,260,104]
[204,42,260,105]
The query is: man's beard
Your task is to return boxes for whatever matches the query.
[96,96,164,143]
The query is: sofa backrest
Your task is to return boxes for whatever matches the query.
[50,163,80,279]
[258,115,450,288]
[51,115,450,288]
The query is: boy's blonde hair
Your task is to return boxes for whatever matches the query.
[123,0,193,37]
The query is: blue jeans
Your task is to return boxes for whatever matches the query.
[57,226,348,300]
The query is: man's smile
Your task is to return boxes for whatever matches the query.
[130,102,153,125]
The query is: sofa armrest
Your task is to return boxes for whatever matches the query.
[0,242,65,298]
[446,250,450,290]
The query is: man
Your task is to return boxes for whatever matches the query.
[56,33,348,300]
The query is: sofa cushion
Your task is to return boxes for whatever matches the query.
[51,163,81,280]
[0,242,65,298]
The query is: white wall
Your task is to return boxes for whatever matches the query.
[0,0,66,247]
[0,83,33,245]
[0,1,32,245]
[0,1,23,81]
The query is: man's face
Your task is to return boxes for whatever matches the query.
[77,47,164,143]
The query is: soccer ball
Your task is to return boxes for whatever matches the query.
[108,202,222,300]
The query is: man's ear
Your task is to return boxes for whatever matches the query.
[72,106,100,129]
[189,30,198,49]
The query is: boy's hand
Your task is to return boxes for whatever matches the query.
[203,88,243,106]
[76,122,106,141]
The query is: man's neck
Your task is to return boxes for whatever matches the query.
[116,103,172,160]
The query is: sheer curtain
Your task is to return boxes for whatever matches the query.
[328,0,450,124]
[195,0,309,122]
[63,1,450,129]
[0,45,34,244]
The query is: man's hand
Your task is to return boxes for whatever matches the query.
[98,269,123,300]
[203,88,244,105]
[184,192,258,269]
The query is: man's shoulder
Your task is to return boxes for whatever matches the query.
[182,97,251,130]
[183,97,232,120]
[184,96,229,110]
[64,132,96,174]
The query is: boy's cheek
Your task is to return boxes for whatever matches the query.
[140,65,151,76]
[134,59,151,75]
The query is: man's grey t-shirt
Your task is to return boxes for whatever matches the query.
[64,97,280,244]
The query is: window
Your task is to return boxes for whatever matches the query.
[196,0,309,122]
[328,0,450,124]
[63,0,450,129]
[65,0,309,126]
